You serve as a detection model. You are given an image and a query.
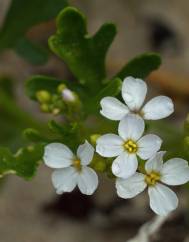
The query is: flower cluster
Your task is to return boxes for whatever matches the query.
[44,76,189,216]
[36,84,80,115]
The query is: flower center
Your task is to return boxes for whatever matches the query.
[124,139,138,153]
[145,171,160,186]
[73,159,82,171]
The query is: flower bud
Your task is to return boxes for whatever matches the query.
[90,134,101,145]
[57,84,67,93]
[62,88,76,103]
[40,103,50,113]
[52,108,61,115]
[36,90,51,103]
[90,154,106,172]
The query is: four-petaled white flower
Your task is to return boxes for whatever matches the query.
[116,151,189,215]
[96,114,162,179]
[43,141,98,195]
[100,76,174,121]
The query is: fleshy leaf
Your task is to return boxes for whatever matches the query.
[116,53,161,80]
[0,0,68,64]
[49,7,116,93]
[0,144,44,179]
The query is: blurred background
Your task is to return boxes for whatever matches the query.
[0,0,189,241]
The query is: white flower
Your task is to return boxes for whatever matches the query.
[96,114,162,179]
[43,141,98,195]
[116,151,189,215]
[100,76,174,121]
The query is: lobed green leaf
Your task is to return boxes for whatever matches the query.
[116,52,161,80]
[0,144,44,179]
[49,7,116,93]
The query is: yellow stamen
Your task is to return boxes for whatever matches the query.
[73,159,82,171]
[145,171,161,186]
[124,139,138,153]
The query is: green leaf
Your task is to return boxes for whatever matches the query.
[26,75,62,100]
[23,128,49,143]
[49,7,116,93]
[0,0,68,64]
[48,120,81,149]
[86,77,122,113]
[116,53,161,80]
[0,144,44,179]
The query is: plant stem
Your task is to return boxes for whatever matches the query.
[126,214,170,242]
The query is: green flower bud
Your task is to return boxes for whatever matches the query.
[52,94,60,102]
[90,134,101,145]
[90,154,106,172]
[57,84,67,93]
[36,90,51,103]
[40,103,50,113]
[52,108,61,115]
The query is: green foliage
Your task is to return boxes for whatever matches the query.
[23,128,49,143]
[49,7,116,93]
[116,53,161,80]
[0,0,68,64]
[86,77,122,113]
[0,6,165,181]
[0,144,44,179]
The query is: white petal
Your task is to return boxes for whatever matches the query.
[145,151,166,173]
[122,76,147,110]
[78,167,98,195]
[100,97,129,121]
[52,167,78,194]
[112,153,138,179]
[118,114,144,141]
[77,141,94,165]
[148,183,178,215]
[116,173,147,199]
[96,134,124,157]
[137,135,162,160]
[44,143,74,168]
[161,158,189,185]
[142,96,174,120]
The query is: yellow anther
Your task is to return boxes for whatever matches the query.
[124,139,138,153]
[73,159,82,171]
[145,171,161,186]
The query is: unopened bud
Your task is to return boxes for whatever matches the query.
[90,134,101,145]
[40,103,50,113]
[62,89,76,102]
[57,84,67,93]
[36,90,51,103]
[52,108,61,115]
[90,154,106,172]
